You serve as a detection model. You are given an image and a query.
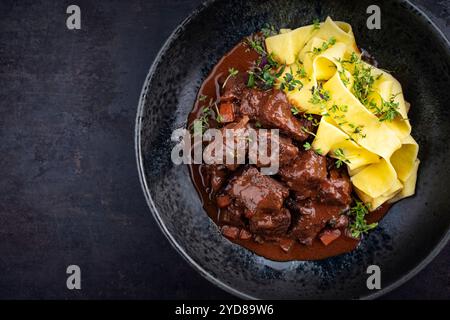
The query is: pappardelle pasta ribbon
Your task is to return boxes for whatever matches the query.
[266,17,419,210]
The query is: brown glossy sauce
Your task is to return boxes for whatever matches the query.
[188,39,391,261]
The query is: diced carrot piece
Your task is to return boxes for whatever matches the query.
[319,229,341,246]
[219,102,235,123]
[216,195,231,208]
[221,225,240,239]
[279,238,295,253]
[239,229,252,240]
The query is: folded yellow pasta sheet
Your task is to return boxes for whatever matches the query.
[266,17,419,210]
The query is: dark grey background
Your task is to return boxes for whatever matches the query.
[0,0,448,299]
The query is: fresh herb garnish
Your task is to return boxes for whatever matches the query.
[280,68,303,92]
[312,18,321,30]
[191,106,212,133]
[262,66,281,87]
[349,123,366,138]
[222,68,239,88]
[379,98,401,122]
[312,37,336,55]
[296,66,307,78]
[247,62,285,90]
[369,93,401,122]
[245,36,288,91]
[198,94,208,102]
[303,113,320,126]
[347,200,378,238]
[267,53,279,67]
[301,126,316,137]
[334,148,351,168]
[303,142,322,155]
[303,142,312,150]
[247,72,255,88]
[309,83,331,104]
[291,107,300,115]
[338,52,377,107]
[261,23,277,38]
[214,104,223,123]
[352,61,375,105]
[338,69,350,86]
[338,52,359,65]
[330,104,349,113]
[336,53,378,103]
[246,37,266,56]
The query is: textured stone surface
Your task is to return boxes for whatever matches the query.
[0,0,449,299]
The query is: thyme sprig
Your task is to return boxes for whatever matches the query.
[347,200,378,238]
[333,148,351,168]
[369,93,402,122]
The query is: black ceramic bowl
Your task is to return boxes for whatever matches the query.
[136,0,450,299]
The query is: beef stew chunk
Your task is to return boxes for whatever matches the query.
[219,203,245,227]
[329,214,349,229]
[290,199,342,245]
[203,116,250,171]
[249,208,291,236]
[204,114,300,173]
[276,136,300,165]
[319,169,352,207]
[224,166,289,215]
[220,74,246,103]
[249,132,299,167]
[287,165,352,244]
[278,150,327,198]
[240,88,311,141]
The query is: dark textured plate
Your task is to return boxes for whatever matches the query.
[135,0,450,299]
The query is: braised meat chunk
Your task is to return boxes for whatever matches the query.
[204,116,300,173]
[278,150,327,199]
[220,74,246,103]
[240,88,310,141]
[203,116,250,171]
[249,208,291,237]
[219,203,246,227]
[319,169,352,207]
[277,136,300,165]
[248,132,299,167]
[224,166,289,215]
[290,199,342,245]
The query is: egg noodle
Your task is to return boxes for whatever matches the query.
[266,17,419,210]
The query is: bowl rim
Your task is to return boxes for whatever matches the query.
[135,0,450,300]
